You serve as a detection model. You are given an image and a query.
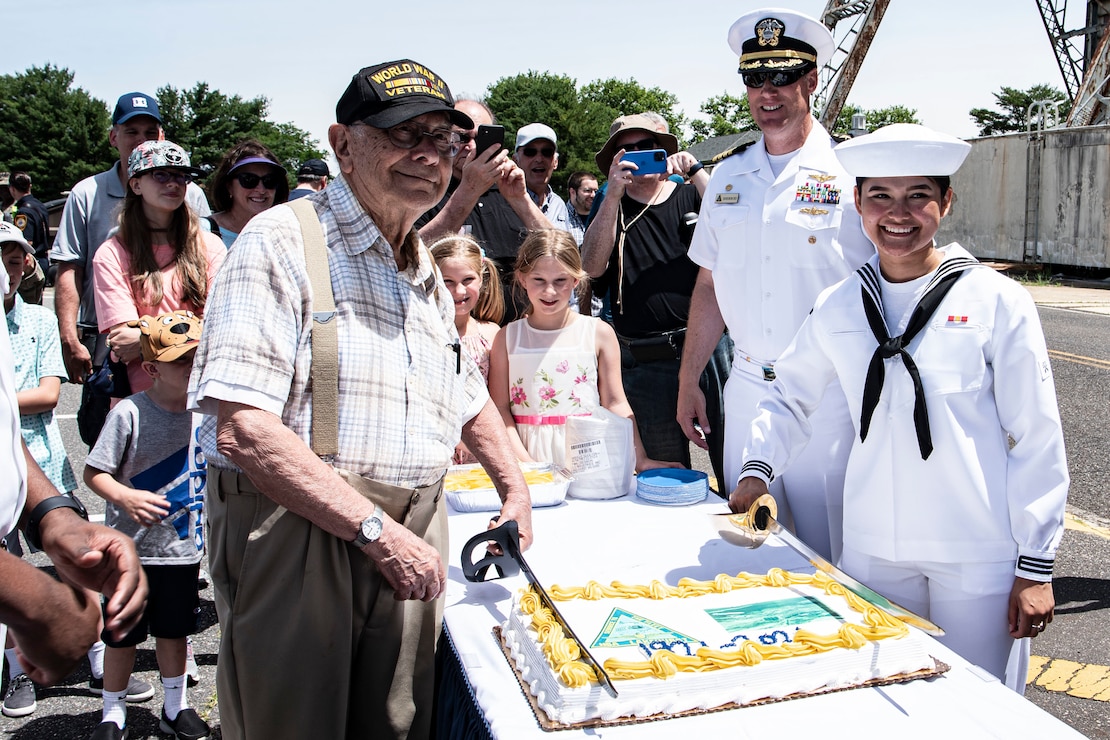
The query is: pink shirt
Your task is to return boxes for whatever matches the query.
[93,231,226,392]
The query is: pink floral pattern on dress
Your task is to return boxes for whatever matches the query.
[511,381,528,407]
[555,360,569,374]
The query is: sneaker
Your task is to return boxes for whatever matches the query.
[197,568,209,590]
[89,721,129,740]
[88,675,156,702]
[185,637,200,686]
[159,706,211,740]
[2,673,36,717]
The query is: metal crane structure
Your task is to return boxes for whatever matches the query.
[814,0,891,132]
[1037,0,1110,125]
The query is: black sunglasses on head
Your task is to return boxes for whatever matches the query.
[234,172,283,190]
[741,68,811,89]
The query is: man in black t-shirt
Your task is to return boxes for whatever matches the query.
[581,115,731,488]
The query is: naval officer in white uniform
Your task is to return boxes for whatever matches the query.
[731,123,1068,693]
[678,8,874,561]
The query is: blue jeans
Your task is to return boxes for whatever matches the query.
[620,333,732,494]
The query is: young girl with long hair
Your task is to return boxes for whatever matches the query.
[93,140,226,393]
[489,229,674,471]
[430,234,503,380]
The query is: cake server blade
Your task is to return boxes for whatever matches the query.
[460,520,620,697]
[712,495,944,636]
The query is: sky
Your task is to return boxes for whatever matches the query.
[6,1,1083,157]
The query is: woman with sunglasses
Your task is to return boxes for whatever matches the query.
[92,140,226,393]
[207,140,289,248]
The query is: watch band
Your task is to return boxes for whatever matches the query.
[25,495,89,550]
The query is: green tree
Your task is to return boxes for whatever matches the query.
[485,72,684,191]
[688,93,755,142]
[969,84,1071,136]
[157,83,326,181]
[0,64,115,200]
[832,104,920,137]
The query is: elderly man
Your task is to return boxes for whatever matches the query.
[676,9,873,561]
[51,92,210,447]
[581,114,730,486]
[189,59,532,740]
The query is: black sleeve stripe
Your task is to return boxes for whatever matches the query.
[741,460,775,482]
[1017,555,1054,576]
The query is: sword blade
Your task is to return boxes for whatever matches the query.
[515,554,620,698]
[762,516,945,636]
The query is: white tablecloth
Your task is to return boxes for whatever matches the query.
[443,495,1082,739]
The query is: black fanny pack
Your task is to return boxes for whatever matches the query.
[616,328,686,363]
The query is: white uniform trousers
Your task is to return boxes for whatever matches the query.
[840,548,1030,694]
[726,366,853,562]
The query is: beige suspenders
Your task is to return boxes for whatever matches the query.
[286,198,339,460]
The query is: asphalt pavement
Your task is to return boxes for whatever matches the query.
[2,280,1108,739]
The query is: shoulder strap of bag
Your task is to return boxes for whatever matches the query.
[287,198,338,460]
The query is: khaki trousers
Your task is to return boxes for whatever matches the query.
[207,466,447,740]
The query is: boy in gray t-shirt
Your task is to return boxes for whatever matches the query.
[84,310,210,740]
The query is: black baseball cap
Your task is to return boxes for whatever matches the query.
[336,59,473,130]
[296,158,330,177]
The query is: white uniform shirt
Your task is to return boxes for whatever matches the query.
[688,119,873,363]
[742,245,1068,578]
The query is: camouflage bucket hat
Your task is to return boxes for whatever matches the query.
[127,140,205,180]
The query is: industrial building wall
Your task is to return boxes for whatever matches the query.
[938,126,1110,269]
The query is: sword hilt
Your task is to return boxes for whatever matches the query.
[461,520,522,582]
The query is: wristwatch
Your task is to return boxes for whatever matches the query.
[352,505,384,548]
[25,495,89,550]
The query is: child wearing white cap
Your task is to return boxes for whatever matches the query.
[731,124,1068,693]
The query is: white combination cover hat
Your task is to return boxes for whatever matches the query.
[834,123,971,178]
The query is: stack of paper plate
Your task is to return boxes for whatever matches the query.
[635,469,709,506]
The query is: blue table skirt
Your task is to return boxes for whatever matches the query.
[435,626,494,740]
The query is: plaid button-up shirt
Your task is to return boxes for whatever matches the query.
[189,174,487,487]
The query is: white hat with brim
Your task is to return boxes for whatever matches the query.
[834,124,972,178]
[515,123,558,150]
[729,8,835,71]
[0,221,33,255]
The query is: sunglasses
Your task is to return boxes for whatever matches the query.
[741,68,811,89]
[620,137,658,152]
[234,172,284,190]
[148,170,193,186]
[385,122,464,158]
[520,146,555,158]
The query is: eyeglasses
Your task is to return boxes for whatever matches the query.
[384,122,463,158]
[620,138,658,152]
[520,146,555,158]
[741,68,810,89]
[234,172,284,190]
[148,170,192,186]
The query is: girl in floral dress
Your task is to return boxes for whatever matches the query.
[489,230,672,471]
[431,235,503,464]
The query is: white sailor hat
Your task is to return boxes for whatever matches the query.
[834,124,971,178]
[728,8,835,72]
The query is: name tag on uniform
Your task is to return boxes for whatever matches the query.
[715,193,740,204]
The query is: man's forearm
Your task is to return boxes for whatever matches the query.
[215,402,377,539]
[418,186,483,242]
[462,400,530,506]
[581,198,620,278]
[504,194,554,232]
[53,264,82,342]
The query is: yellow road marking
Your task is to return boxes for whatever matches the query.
[1048,349,1110,370]
[1065,511,1110,539]
[1028,657,1110,701]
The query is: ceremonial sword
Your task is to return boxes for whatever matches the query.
[460,520,620,697]
[713,494,944,637]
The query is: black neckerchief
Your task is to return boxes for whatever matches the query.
[858,256,980,459]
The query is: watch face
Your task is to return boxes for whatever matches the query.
[361,516,383,542]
